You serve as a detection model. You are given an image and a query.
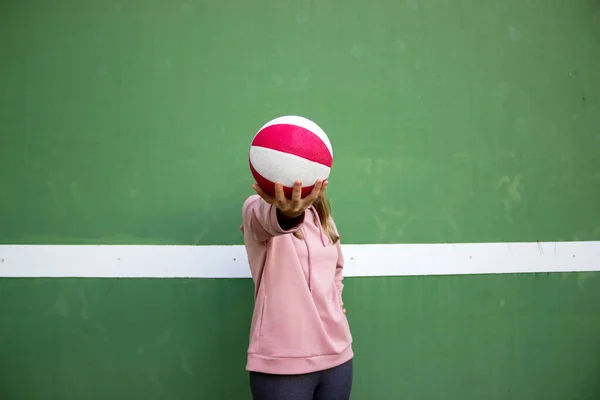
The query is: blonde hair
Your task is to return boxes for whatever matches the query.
[293,192,340,244]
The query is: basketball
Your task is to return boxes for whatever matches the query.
[249,115,334,198]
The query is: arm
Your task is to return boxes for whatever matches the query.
[242,180,326,242]
[242,194,305,242]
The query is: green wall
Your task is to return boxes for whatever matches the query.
[1,0,600,399]
[2,275,600,399]
[2,0,600,245]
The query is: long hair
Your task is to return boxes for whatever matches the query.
[293,192,340,244]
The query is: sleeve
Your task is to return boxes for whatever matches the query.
[241,194,305,242]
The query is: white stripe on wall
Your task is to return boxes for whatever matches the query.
[0,241,599,278]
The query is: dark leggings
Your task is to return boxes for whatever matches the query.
[249,358,353,400]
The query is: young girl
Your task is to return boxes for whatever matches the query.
[241,179,354,400]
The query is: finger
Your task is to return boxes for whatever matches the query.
[291,180,302,202]
[322,180,328,191]
[252,184,275,204]
[274,182,286,203]
[304,180,323,203]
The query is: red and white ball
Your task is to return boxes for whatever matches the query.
[249,115,333,198]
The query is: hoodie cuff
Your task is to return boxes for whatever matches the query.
[269,204,304,234]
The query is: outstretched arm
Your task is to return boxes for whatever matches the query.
[242,195,305,242]
[242,179,327,242]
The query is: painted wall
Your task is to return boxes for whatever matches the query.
[1,0,600,399]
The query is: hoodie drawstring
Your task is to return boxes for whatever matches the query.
[304,225,312,292]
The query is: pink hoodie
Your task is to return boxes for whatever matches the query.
[240,194,353,375]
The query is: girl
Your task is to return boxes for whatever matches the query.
[241,179,354,400]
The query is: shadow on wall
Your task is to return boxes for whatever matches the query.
[0,194,257,398]
[0,277,256,399]
[136,194,247,246]
[10,194,251,246]
[580,361,600,400]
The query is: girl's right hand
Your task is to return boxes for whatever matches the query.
[252,179,327,219]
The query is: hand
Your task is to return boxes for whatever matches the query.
[252,179,327,219]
